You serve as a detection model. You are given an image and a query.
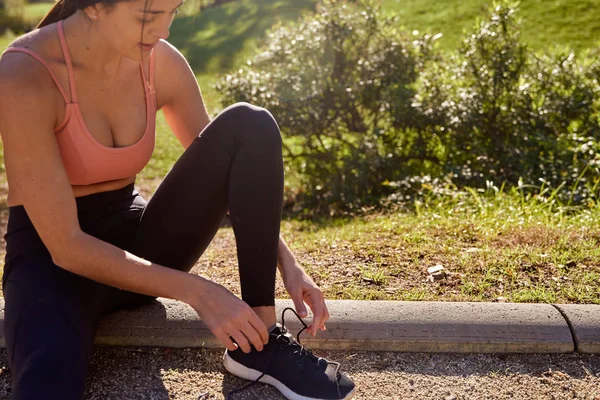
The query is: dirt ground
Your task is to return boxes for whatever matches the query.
[0,348,598,399]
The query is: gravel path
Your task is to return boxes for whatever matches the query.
[0,348,599,399]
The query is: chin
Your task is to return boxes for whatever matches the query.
[123,49,144,62]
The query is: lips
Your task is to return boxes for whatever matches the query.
[140,43,156,51]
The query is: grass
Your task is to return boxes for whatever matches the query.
[194,185,600,304]
[0,30,16,52]
[380,0,600,52]
[0,182,599,303]
[21,2,52,23]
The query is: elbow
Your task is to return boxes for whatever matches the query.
[50,250,70,270]
[47,230,83,271]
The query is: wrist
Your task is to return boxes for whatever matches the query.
[178,274,210,309]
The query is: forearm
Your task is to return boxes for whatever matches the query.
[277,235,298,272]
[54,231,206,306]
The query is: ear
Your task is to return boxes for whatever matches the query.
[83,3,103,21]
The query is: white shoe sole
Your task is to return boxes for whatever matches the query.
[223,351,356,400]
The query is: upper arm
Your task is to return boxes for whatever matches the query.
[155,40,211,149]
[0,53,81,263]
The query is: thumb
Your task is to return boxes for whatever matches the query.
[292,295,308,318]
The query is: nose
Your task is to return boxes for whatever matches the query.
[155,24,170,40]
[151,19,171,40]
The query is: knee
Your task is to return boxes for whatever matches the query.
[221,102,282,147]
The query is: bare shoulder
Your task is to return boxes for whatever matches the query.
[4,23,59,54]
[153,40,196,107]
[0,40,58,129]
[0,23,61,92]
[0,49,56,102]
[154,39,189,71]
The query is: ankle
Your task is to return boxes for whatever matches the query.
[252,306,277,329]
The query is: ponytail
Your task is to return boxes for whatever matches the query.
[37,0,79,28]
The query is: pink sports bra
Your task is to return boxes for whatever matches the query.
[2,20,157,186]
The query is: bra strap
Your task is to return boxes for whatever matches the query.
[140,49,156,98]
[2,48,70,103]
[57,20,78,103]
[149,48,156,88]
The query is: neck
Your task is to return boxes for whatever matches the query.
[61,11,129,76]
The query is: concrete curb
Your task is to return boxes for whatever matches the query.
[94,299,574,353]
[0,298,595,353]
[554,304,600,354]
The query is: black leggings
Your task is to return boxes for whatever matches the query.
[2,102,284,399]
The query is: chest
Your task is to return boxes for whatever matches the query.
[56,64,150,148]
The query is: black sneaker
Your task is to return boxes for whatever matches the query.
[223,308,356,400]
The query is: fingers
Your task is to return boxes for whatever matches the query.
[305,290,330,337]
[229,330,252,353]
[292,293,308,318]
[249,312,270,346]
[197,284,270,353]
[243,319,268,351]
[217,331,238,352]
[219,311,268,354]
[313,298,329,335]
[307,290,323,337]
[321,298,330,331]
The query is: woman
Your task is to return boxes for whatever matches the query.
[0,0,356,398]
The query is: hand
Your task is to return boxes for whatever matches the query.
[281,263,330,337]
[188,277,269,353]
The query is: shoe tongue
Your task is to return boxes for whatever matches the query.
[271,323,297,343]
[267,323,279,334]
[269,323,284,334]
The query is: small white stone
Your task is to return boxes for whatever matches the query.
[427,265,445,274]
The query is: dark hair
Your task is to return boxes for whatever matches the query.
[37,0,152,61]
[38,0,159,30]
[37,0,123,28]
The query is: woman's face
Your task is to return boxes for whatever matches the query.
[93,0,183,60]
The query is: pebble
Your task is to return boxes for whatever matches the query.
[427,265,445,274]
[427,265,446,281]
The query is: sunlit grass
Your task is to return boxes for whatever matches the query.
[274,184,600,303]
[22,2,52,23]
[381,0,600,53]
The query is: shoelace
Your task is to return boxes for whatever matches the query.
[225,307,341,400]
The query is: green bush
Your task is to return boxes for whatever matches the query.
[415,1,600,201]
[215,0,440,212]
[216,0,600,213]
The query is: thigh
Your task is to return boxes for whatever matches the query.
[131,103,282,272]
[3,251,112,400]
[130,104,252,272]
